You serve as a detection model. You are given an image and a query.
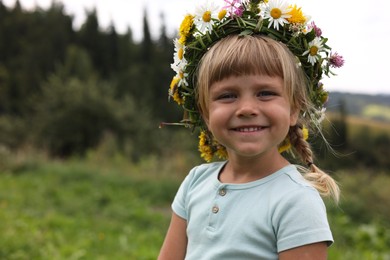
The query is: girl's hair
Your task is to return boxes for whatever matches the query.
[196,35,340,203]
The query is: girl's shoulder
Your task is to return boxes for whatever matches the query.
[270,166,326,211]
[185,161,226,185]
[191,161,226,175]
[279,165,316,190]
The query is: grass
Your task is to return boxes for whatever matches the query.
[362,105,390,121]
[327,170,390,259]
[326,112,390,137]
[1,145,390,259]
[0,157,181,260]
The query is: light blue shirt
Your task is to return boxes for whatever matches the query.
[172,162,333,259]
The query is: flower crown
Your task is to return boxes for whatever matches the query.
[167,0,344,162]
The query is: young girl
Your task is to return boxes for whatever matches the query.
[160,1,343,259]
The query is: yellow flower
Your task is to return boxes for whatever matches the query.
[199,131,213,162]
[178,47,184,60]
[278,126,309,153]
[320,91,329,105]
[278,138,291,153]
[302,126,309,140]
[169,77,184,105]
[212,138,227,160]
[218,9,227,20]
[287,5,306,24]
[179,14,194,44]
[215,145,228,160]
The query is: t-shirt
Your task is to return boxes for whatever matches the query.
[172,161,333,260]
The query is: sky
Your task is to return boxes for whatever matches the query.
[3,0,390,95]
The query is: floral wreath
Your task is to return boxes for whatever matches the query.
[167,0,344,162]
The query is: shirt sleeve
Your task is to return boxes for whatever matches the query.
[273,187,333,252]
[171,166,197,220]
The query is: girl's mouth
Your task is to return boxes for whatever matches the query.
[234,126,265,132]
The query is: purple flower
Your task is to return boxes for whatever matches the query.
[223,0,244,17]
[234,5,245,16]
[308,21,322,37]
[329,52,345,68]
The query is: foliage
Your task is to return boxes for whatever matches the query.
[0,1,74,115]
[0,150,389,259]
[0,1,181,159]
[311,112,390,171]
[0,1,388,171]
[0,114,29,149]
[0,160,176,259]
[363,105,390,121]
[327,92,390,123]
[327,170,390,259]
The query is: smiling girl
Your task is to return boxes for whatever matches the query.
[159,1,343,259]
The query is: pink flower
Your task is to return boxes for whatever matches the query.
[329,52,345,68]
[223,0,244,17]
[234,5,245,16]
[308,21,322,37]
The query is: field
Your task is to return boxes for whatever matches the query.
[0,154,181,260]
[1,116,390,260]
[1,152,390,260]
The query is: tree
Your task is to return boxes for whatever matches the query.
[78,8,107,76]
[141,8,153,63]
[331,98,348,149]
[158,12,169,49]
[106,22,119,72]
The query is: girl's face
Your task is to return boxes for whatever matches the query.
[205,74,298,161]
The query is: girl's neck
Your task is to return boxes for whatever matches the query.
[219,151,290,184]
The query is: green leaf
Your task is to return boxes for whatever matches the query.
[239,30,254,36]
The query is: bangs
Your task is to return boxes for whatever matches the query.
[205,35,285,84]
[197,35,307,118]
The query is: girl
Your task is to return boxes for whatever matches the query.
[160,1,343,259]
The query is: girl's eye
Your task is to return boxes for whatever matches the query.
[217,93,236,100]
[258,91,277,98]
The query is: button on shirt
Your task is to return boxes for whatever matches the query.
[219,188,226,196]
[172,162,333,260]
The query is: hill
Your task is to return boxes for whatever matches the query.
[327,92,390,122]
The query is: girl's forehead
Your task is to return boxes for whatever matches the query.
[209,72,284,86]
[209,74,285,91]
[205,56,285,85]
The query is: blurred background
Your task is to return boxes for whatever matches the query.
[0,1,389,259]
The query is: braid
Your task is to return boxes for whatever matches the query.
[289,124,314,166]
[289,125,340,203]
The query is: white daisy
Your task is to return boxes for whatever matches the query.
[171,59,187,75]
[177,71,189,87]
[310,107,326,125]
[317,107,326,123]
[302,37,325,65]
[263,0,292,30]
[194,1,220,33]
[171,39,187,74]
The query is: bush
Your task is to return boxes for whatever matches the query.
[0,115,29,149]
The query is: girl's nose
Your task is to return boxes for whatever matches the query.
[236,98,259,117]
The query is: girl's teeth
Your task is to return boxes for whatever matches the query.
[238,127,261,132]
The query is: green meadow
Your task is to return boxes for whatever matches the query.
[1,141,390,259]
[0,154,180,259]
[1,91,389,260]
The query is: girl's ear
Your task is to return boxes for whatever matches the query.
[290,108,299,126]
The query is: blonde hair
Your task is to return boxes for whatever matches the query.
[196,35,340,203]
